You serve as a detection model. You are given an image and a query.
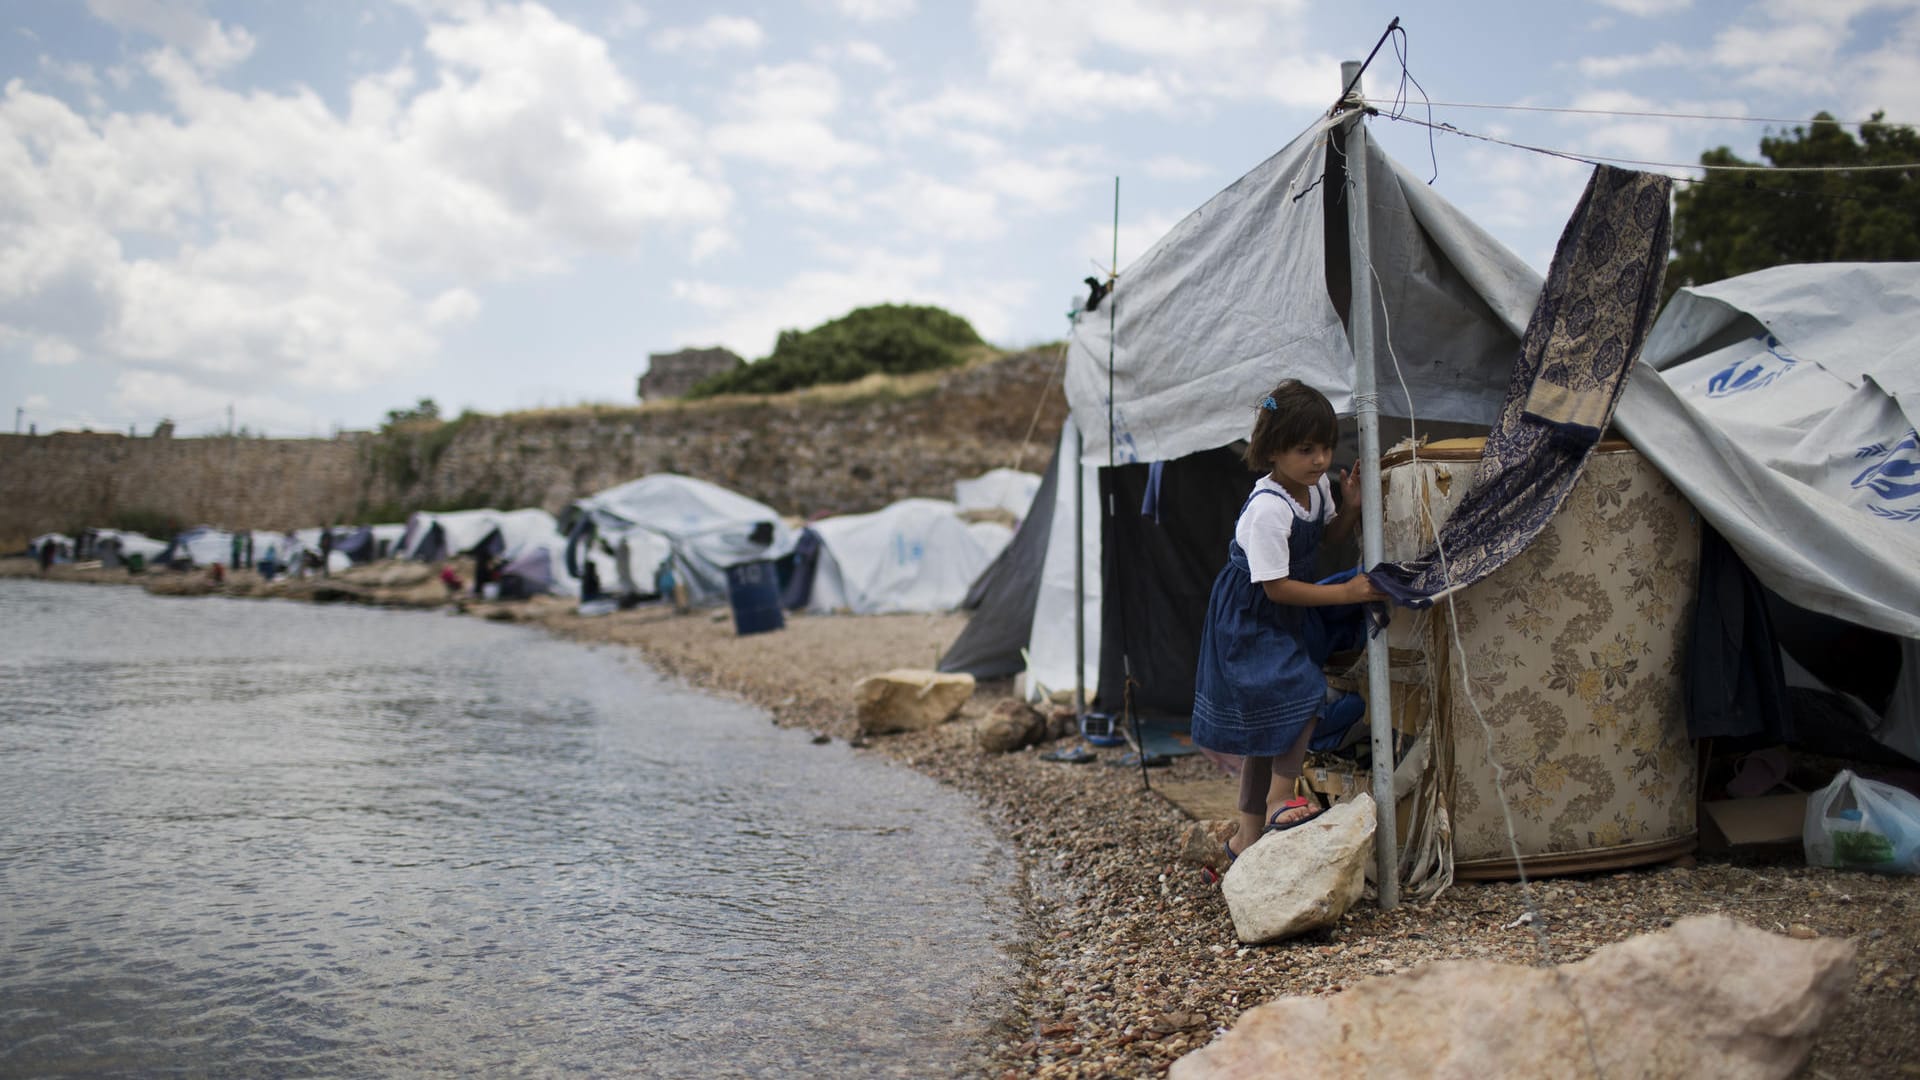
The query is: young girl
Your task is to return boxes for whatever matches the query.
[1192,378,1386,864]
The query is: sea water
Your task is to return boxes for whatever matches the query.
[0,578,1017,1077]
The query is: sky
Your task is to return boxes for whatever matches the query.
[4,0,1918,437]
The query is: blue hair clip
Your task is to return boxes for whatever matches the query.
[1260,395,1278,411]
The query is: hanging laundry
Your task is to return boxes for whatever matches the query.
[1369,164,1671,606]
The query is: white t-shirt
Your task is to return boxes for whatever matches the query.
[1236,474,1335,583]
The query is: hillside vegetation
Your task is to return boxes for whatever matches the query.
[686,303,985,398]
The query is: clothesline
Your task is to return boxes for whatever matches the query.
[1363,98,1913,130]
[1374,111,1920,175]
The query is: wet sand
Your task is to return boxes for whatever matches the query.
[8,556,1918,1078]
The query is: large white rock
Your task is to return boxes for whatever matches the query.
[1172,915,1856,1080]
[1221,793,1375,944]
[852,668,975,735]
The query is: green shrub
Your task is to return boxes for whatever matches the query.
[686,304,982,398]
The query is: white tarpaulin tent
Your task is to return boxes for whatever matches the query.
[161,526,231,567]
[953,468,1042,522]
[565,474,796,606]
[806,498,1011,615]
[474,509,561,559]
[397,510,505,562]
[1617,262,1920,636]
[87,529,167,567]
[1615,262,1920,760]
[1064,112,1538,469]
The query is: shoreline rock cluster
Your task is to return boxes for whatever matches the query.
[7,558,1918,1078]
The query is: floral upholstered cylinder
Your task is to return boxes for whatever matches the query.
[1378,440,1700,877]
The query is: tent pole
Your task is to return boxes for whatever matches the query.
[1073,421,1086,719]
[1340,60,1400,910]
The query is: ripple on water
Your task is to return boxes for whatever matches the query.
[0,579,1017,1077]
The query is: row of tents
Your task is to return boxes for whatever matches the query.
[25,466,1043,615]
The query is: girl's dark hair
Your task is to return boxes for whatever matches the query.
[1244,379,1337,471]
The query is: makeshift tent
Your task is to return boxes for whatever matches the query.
[1046,110,1537,716]
[953,468,1042,523]
[1615,262,1920,762]
[472,509,561,559]
[802,498,1010,615]
[334,523,407,563]
[160,526,232,567]
[563,474,796,607]
[396,510,506,562]
[87,529,167,568]
[27,533,74,561]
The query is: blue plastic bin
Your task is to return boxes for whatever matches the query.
[725,560,785,636]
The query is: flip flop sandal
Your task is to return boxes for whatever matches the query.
[1265,795,1326,833]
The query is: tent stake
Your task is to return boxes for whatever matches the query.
[1341,59,1401,910]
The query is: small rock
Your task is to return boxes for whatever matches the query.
[976,698,1046,753]
[1221,795,1375,944]
[851,668,974,735]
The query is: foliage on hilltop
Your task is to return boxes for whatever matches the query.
[685,304,985,398]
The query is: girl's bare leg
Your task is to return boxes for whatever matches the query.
[1265,717,1319,827]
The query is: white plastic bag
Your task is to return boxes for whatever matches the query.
[1803,769,1920,874]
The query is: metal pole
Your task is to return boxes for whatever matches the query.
[1341,60,1400,909]
[1073,421,1086,717]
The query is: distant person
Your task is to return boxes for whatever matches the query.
[1191,379,1384,867]
[37,540,54,576]
[318,525,334,578]
[581,557,602,602]
[473,550,492,597]
[438,565,463,596]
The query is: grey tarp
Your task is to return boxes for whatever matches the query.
[1614,263,1920,638]
[1064,113,1541,466]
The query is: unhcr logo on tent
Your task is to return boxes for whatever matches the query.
[1856,428,1920,523]
[1705,333,1799,398]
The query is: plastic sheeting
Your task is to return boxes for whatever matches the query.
[806,498,1006,615]
[565,474,796,607]
[1063,113,1540,468]
[953,468,1042,522]
[397,510,507,562]
[1615,263,1920,638]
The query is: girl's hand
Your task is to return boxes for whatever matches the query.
[1344,572,1389,604]
[1340,464,1366,507]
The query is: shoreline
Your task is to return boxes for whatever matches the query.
[8,558,1919,1077]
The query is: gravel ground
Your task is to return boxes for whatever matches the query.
[11,560,1920,1078]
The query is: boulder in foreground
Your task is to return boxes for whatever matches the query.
[1172,914,1855,1080]
[1222,793,1374,943]
[852,669,974,735]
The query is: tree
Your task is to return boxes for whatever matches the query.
[1667,111,1920,298]
[686,304,985,398]
[382,397,441,428]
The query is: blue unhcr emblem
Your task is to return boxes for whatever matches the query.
[1855,429,1920,522]
[1705,334,1798,398]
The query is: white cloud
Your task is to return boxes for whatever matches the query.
[1591,0,1692,15]
[672,248,951,358]
[1575,42,1694,78]
[832,0,917,21]
[648,15,765,54]
[708,63,877,172]
[426,287,481,326]
[0,3,733,432]
[32,339,81,366]
[838,41,894,70]
[1143,154,1213,181]
[85,0,256,70]
[112,369,325,435]
[1847,7,1920,123]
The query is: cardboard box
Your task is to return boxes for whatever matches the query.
[1699,792,1808,852]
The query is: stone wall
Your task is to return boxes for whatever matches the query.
[1,349,1068,549]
